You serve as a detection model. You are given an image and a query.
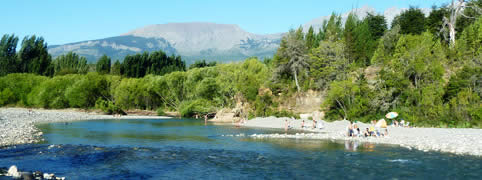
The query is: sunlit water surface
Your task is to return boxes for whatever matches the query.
[0,118,480,179]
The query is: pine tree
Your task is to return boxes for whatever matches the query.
[0,34,19,76]
[96,55,111,74]
[306,26,315,49]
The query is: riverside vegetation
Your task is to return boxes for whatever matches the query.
[0,3,481,128]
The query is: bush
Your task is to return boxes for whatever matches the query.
[0,88,15,106]
[95,98,125,115]
[179,99,213,117]
[272,110,300,119]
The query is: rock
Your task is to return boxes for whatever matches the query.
[7,165,21,178]
[33,171,43,179]
[20,172,34,180]
[43,173,55,179]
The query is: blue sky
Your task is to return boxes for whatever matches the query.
[1,0,445,45]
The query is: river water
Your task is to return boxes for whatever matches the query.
[0,118,480,179]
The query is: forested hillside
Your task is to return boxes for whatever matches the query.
[0,2,480,128]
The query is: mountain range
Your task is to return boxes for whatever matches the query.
[48,6,430,64]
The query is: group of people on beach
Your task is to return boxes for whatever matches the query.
[346,120,389,138]
[285,111,324,132]
[391,119,409,127]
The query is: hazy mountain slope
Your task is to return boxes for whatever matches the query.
[49,22,281,63]
[48,35,176,62]
[123,22,282,62]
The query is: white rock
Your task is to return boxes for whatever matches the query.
[7,165,20,178]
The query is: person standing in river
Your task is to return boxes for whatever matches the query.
[204,115,208,125]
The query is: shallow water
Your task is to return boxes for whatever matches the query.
[0,118,481,179]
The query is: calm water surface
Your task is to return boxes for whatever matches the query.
[0,118,480,179]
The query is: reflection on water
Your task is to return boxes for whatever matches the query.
[0,118,479,179]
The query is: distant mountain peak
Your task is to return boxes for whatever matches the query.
[49,22,281,64]
[122,22,281,57]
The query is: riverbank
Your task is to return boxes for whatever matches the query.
[244,117,482,156]
[0,108,170,147]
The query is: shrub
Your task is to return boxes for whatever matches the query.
[95,98,125,115]
[179,99,213,117]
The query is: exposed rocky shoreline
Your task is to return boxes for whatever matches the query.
[1,107,480,158]
[244,117,482,156]
[0,108,170,147]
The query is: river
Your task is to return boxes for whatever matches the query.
[0,118,480,179]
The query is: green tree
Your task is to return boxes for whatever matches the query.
[392,7,427,35]
[18,35,52,75]
[371,25,401,64]
[309,40,349,89]
[0,34,19,76]
[343,13,358,61]
[365,13,388,40]
[52,52,89,75]
[96,55,111,74]
[111,60,122,75]
[324,13,343,41]
[305,26,316,49]
[65,73,109,108]
[427,5,450,41]
[189,59,217,69]
[274,30,309,92]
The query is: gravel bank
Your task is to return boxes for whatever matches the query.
[244,117,482,156]
[0,108,170,147]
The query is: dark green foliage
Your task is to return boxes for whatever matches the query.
[427,6,450,40]
[305,26,316,49]
[189,59,217,69]
[455,0,482,38]
[0,34,19,76]
[179,99,214,117]
[111,60,122,75]
[18,35,52,75]
[95,98,125,115]
[254,94,274,117]
[122,50,186,78]
[392,7,427,35]
[343,13,358,60]
[324,13,343,41]
[28,74,81,108]
[65,73,109,108]
[197,78,219,100]
[353,20,376,66]
[444,65,481,102]
[0,73,47,106]
[52,52,89,75]
[96,55,111,74]
[272,110,300,119]
[366,13,388,40]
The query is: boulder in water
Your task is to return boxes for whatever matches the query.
[33,171,43,179]
[20,172,34,180]
[43,173,56,179]
[7,165,20,178]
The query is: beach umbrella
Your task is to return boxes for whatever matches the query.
[376,119,387,128]
[385,112,398,119]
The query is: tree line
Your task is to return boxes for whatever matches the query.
[0,35,186,78]
[271,1,481,127]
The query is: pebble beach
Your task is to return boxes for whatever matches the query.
[0,108,170,147]
[1,108,481,157]
[244,117,482,156]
